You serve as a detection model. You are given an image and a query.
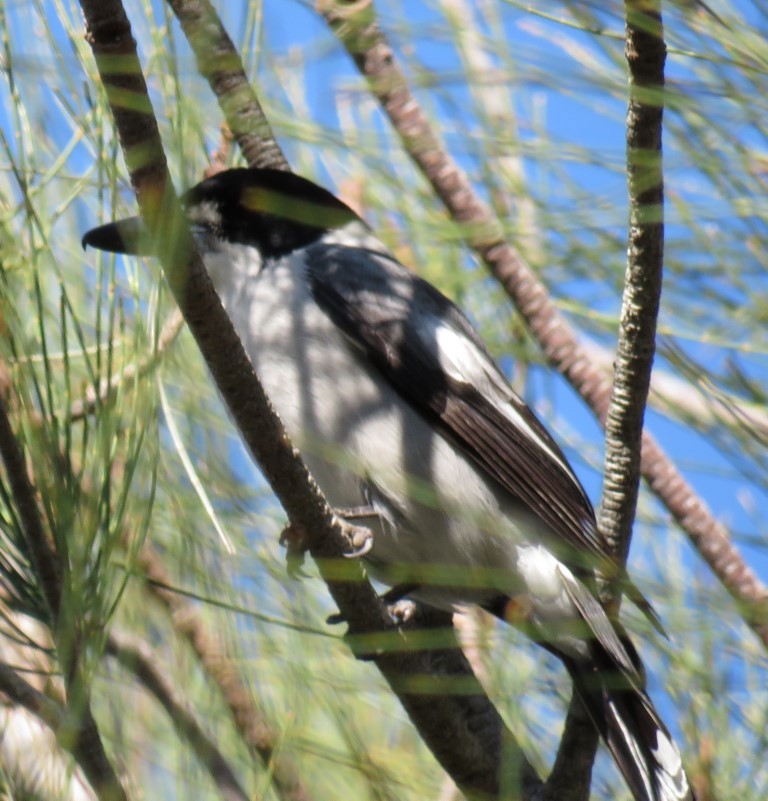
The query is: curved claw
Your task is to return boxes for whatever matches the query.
[279,522,309,552]
[342,528,374,559]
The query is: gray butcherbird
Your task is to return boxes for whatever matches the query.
[84,168,693,801]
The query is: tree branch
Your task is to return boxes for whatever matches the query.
[598,0,666,566]
[164,0,288,171]
[549,8,667,796]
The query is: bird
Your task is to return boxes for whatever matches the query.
[83,167,694,801]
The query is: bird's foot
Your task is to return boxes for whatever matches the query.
[337,519,374,559]
[326,582,420,626]
[334,504,380,559]
[386,598,417,624]
[278,506,375,577]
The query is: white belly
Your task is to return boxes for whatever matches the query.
[206,244,557,609]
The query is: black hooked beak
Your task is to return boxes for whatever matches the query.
[81,217,153,255]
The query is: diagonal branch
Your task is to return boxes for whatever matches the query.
[136,542,315,801]
[80,2,536,797]
[106,629,249,801]
[320,0,768,648]
[164,0,288,171]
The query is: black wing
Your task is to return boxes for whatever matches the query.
[305,242,610,571]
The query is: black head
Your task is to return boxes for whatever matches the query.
[82,168,361,258]
[184,168,361,258]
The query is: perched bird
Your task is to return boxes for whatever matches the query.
[84,168,693,801]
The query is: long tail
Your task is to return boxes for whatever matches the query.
[562,652,694,801]
[551,568,695,801]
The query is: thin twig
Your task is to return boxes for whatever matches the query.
[106,629,249,801]
[320,0,768,648]
[79,2,534,797]
[69,309,184,422]
[136,542,314,801]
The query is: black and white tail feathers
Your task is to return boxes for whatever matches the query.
[564,655,693,801]
[550,567,695,801]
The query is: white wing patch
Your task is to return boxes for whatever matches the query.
[515,545,566,602]
[432,323,484,381]
[432,321,573,477]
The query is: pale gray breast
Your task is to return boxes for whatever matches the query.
[204,244,418,506]
[202,242,534,600]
